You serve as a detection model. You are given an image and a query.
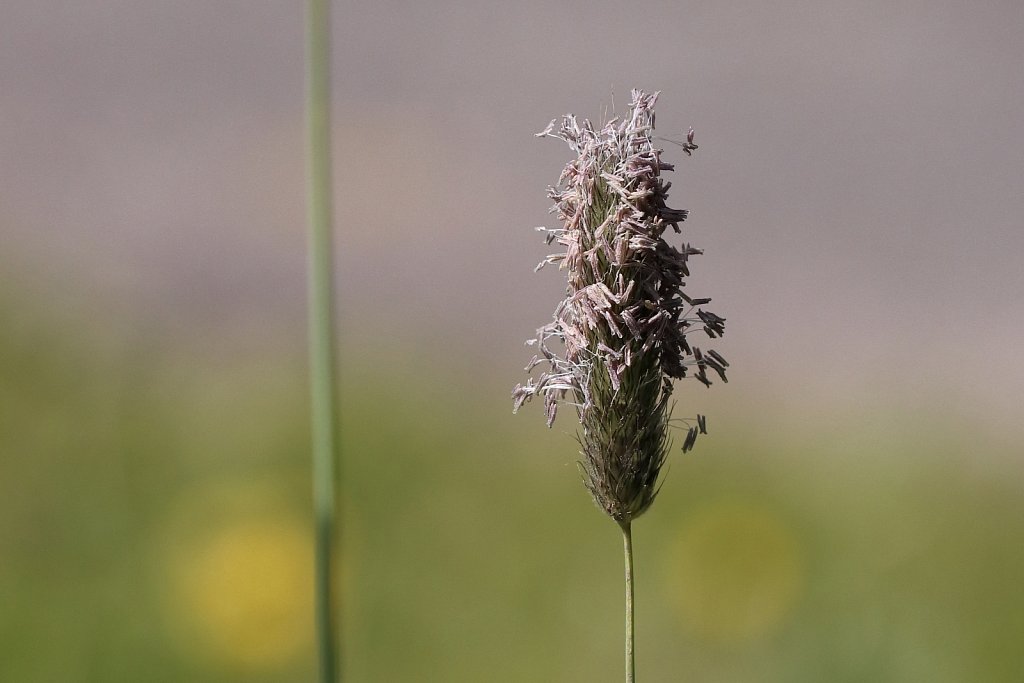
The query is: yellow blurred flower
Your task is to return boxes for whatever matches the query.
[666,499,803,642]
[158,484,315,671]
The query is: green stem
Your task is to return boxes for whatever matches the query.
[621,520,635,683]
[306,0,339,680]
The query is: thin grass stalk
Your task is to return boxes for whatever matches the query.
[621,521,635,683]
[306,0,340,680]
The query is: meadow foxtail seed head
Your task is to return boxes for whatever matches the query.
[512,89,728,523]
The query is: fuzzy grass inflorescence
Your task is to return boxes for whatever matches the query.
[513,89,727,524]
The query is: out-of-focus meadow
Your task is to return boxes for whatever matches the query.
[4,274,1024,682]
[3,1,1024,681]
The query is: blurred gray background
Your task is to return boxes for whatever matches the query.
[5,1,1022,427]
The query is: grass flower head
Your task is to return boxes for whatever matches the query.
[513,89,728,523]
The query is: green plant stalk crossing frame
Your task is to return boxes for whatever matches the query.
[306,0,340,680]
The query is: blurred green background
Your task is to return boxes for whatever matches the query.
[4,273,1024,682]
[3,2,1024,681]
